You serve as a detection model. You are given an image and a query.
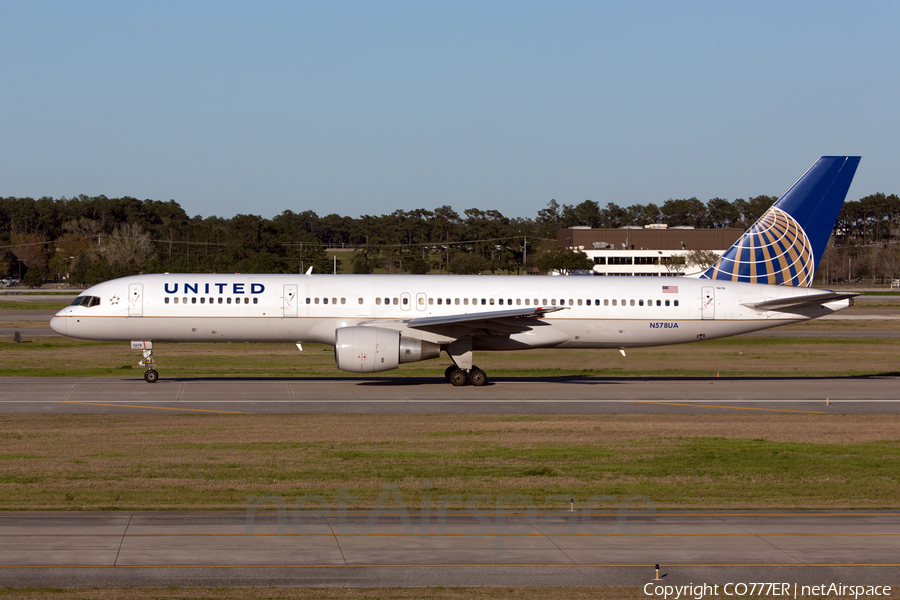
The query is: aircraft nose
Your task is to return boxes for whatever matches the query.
[50,316,67,336]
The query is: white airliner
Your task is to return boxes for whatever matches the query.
[51,156,861,385]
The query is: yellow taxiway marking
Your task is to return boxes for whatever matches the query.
[631,401,828,414]
[61,401,243,414]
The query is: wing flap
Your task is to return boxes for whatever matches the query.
[407,306,566,329]
[742,292,857,311]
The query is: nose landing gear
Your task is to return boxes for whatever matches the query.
[135,343,159,383]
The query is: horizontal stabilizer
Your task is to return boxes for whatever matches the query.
[408,306,566,329]
[742,292,858,311]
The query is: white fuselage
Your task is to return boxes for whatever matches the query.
[50,274,851,350]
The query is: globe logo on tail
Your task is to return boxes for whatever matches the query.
[705,207,815,287]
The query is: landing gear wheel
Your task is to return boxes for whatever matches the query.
[448,369,468,387]
[144,370,159,383]
[445,365,458,382]
[468,367,487,387]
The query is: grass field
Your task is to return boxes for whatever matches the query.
[2,333,900,378]
[1,413,897,511]
[3,588,888,600]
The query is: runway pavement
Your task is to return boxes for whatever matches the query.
[1,511,898,588]
[0,376,898,414]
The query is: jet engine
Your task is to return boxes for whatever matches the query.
[334,326,441,373]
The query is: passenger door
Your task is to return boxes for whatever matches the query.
[128,283,143,317]
[701,286,715,320]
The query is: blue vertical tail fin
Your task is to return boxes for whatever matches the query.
[701,156,860,286]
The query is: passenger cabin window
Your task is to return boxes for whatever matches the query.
[192,297,197,304]
[393,298,399,305]
[612,300,617,306]
[376,298,382,305]
[358,298,364,305]
[253,298,258,304]
[323,298,328,304]
[437,298,442,305]
[217,298,222,304]
[674,300,679,307]
[604,299,609,306]
[164,297,169,304]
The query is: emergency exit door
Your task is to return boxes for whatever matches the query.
[283,284,298,317]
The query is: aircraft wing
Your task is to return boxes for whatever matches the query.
[407,306,566,329]
[741,292,858,311]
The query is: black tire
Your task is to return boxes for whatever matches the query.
[468,368,487,386]
[448,369,468,386]
[144,370,159,383]
[444,365,458,382]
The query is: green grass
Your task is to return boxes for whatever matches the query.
[4,335,900,378]
[0,301,69,310]
[0,414,897,511]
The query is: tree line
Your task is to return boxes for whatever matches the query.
[1,192,897,286]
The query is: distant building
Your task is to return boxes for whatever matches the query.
[557,225,744,277]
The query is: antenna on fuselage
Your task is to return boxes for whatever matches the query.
[305,266,313,275]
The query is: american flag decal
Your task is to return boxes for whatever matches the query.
[662,285,678,293]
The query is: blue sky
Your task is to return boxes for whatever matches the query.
[1,1,897,219]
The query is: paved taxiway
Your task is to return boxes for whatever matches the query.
[0,376,898,414]
[1,511,897,587]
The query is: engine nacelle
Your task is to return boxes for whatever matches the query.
[334,327,440,373]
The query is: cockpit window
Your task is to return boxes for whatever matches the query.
[70,296,100,308]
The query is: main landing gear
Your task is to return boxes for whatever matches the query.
[444,364,488,387]
[444,338,486,386]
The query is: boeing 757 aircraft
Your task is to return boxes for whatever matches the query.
[51,156,860,385]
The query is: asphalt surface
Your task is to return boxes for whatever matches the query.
[0,376,898,414]
[1,511,897,588]
[3,293,899,589]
